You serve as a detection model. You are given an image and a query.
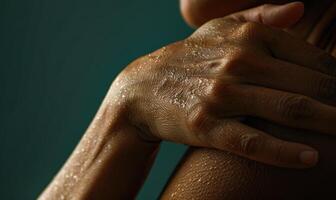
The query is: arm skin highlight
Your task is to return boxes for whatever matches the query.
[160,1,336,199]
[38,95,159,200]
[39,1,336,199]
[160,120,336,200]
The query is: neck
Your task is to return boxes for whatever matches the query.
[288,0,336,55]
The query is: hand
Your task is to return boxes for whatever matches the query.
[110,3,336,168]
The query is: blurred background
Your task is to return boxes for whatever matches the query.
[0,0,192,199]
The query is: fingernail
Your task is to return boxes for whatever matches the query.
[299,150,318,166]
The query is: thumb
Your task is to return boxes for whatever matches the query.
[230,2,304,28]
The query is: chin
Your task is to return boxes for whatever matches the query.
[180,0,290,27]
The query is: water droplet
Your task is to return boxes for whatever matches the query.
[171,192,177,197]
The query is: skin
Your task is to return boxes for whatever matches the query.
[39,1,336,199]
[161,0,336,199]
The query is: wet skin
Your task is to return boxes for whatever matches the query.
[39,1,336,199]
[161,1,336,199]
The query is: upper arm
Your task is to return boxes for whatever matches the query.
[160,119,336,199]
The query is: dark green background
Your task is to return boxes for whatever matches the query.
[0,0,193,199]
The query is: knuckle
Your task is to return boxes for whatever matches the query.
[227,133,262,156]
[259,4,274,15]
[256,5,271,23]
[237,21,263,41]
[207,79,234,101]
[206,18,223,27]
[221,50,248,75]
[207,80,222,99]
[197,18,225,35]
[316,77,336,101]
[277,95,315,121]
[317,52,336,75]
[186,103,211,133]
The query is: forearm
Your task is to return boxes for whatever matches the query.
[39,100,159,200]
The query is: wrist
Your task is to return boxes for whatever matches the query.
[40,66,161,200]
[88,100,158,146]
[39,100,159,199]
[89,78,161,146]
[103,63,163,144]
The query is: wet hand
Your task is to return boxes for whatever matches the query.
[110,3,336,168]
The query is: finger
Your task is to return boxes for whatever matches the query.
[186,115,318,168]
[229,2,304,28]
[230,84,336,135]
[231,55,336,104]
[263,27,336,76]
